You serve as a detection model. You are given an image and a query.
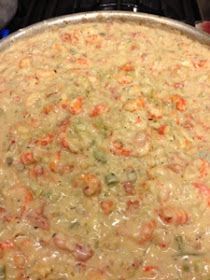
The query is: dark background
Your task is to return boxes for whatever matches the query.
[4,0,202,34]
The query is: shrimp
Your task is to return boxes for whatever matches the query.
[35,133,54,146]
[4,185,33,218]
[123,181,136,195]
[60,32,79,44]
[138,220,157,244]
[81,173,102,197]
[20,152,35,165]
[100,200,114,215]
[132,131,151,157]
[110,140,132,157]
[89,103,108,117]
[53,233,94,262]
[193,182,210,206]
[158,206,189,225]
[26,204,49,230]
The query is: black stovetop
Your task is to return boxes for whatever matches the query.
[1,0,201,38]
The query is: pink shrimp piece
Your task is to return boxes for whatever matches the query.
[158,206,189,225]
[89,103,108,117]
[193,182,210,206]
[60,32,79,44]
[35,133,54,146]
[53,233,94,262]
[138,220,156,244]
[72,244,94,262]
[81,173,102,197]
[110,140,132,157]
[192,59,207,69]
[26,204,49,230]
[123,181,136,195]
[20,152,35,165]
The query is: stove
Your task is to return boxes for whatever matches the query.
[0,0,201,39]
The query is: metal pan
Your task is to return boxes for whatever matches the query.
[0,11,210,53]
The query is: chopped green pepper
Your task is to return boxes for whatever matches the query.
[93,149,107,164]
[5,156,13,166]
[0,265,6,280]
[182,263,190,272]
[175,235,184,253]
[105,173,119,186]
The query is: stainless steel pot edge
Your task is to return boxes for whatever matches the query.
[0,11,210,52]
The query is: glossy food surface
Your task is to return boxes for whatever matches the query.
[0,20,210,279]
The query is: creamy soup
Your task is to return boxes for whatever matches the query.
[0,18,210,280]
